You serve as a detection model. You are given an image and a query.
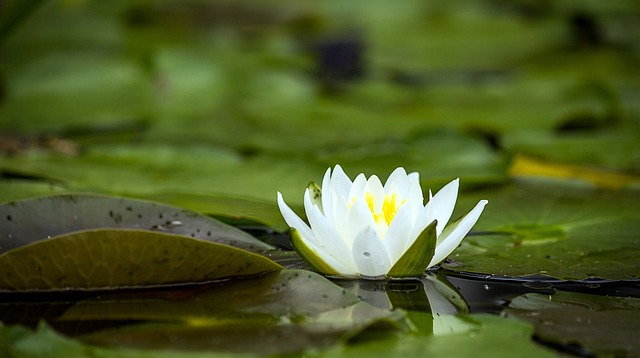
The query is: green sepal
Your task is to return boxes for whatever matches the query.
[307,181,322,211]
[289,227,340,276]
[387,220,437,278]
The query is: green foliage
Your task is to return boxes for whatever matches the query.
[506,292,640,356]
[0,194,273,254]
[0,229,282,290]
[447,179,640,279]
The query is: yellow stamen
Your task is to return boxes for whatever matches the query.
[382,193,399,225]
[363,192,406,227]
[365,192,375,213]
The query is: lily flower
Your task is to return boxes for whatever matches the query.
[277,165,487,279]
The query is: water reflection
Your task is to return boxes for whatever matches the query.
[333,272,473,336]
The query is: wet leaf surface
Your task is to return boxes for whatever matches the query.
[445,178,640,280]
[0,194,273,254]
[312,315,557,358]
[505,291,640,356]
[0,229,282,291]
[1,270,405,355]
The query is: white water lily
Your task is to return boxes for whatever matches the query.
[277,165,487,279]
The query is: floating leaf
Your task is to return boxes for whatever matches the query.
[505,291,640,356]
[144,192,287,231]
[59,270,404,355]
[0,229,282,291]
[446,178,640,280]
[0,194,273,254]
[319,314,557,357]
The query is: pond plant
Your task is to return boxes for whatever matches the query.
[277,165,487,278]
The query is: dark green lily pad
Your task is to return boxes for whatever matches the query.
[0,144,325,207]
[445,178,640,280]
[0,194,273,254]
[505,291,640,356]
[318,314,556,358]
[143,192,288,231]
[0,313,555,358]
[0,228,282,291]
[67,270,404,355]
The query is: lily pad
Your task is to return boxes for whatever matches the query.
[505,291,640,356]
[0,228,282,291]
[143,192,287,231]
[317,314,556,358]
[0,194,273,254]
[445,178,640,280]
[63,270,404,355]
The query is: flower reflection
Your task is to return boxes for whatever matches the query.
[334,273,473,336]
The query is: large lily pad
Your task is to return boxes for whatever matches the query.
[505,291,640,356]
[60,270,404,355]
[0,194,273,254]
[0,229,282,291]
[445,178,640,280]
[316,314,557,358]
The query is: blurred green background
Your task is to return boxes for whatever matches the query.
[2,0,639,208]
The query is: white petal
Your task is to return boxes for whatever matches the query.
[364,175,385,212]
[428,200,488,267]
[405,177,424,214]
[307,203,357,272]
[410,206,434,245]
[277,192,314,241]
[351,227,391,277]
[303,188,315,216]
[384,167,408,193]
[382,203,415,264]
[348,173,367,202]
[348,198,377,244]
[301,235,353,275]
[425,179,459,236]
[334,195,350,236]
[407,172,420,183]
[330,165,353,201]
[321,167,333,219]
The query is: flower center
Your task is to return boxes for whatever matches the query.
[365,192,403,227]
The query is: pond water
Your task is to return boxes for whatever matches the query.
[2,261,638,356]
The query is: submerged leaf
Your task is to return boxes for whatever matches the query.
[0,229,282,291]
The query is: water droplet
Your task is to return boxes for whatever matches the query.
[164,220,183,228]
